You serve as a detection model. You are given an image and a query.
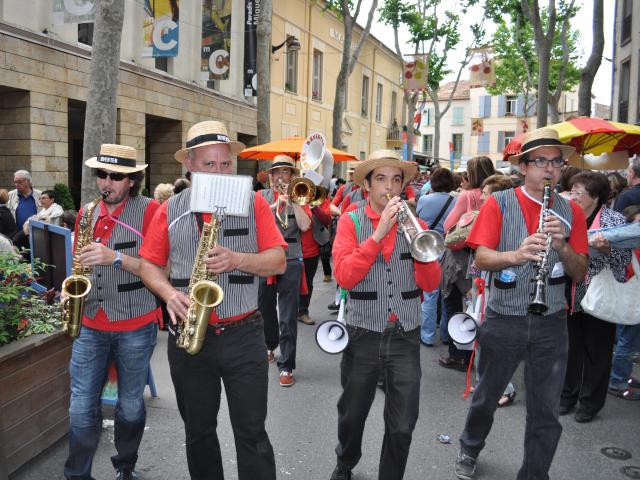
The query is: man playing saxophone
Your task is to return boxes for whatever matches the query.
[138,121,286,480]
[258,155,312,386]
[64,144,161,480]
[453,128,589,480]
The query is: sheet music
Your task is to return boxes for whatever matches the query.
[190,173,252,216]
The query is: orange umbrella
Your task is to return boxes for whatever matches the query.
[239,136,358,162]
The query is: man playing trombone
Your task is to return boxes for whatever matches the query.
[329,150,441,480]
[258,155,312,386]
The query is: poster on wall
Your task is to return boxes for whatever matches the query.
[52,0,95,25]
[243,0,259,96]
[201,0,232,81]
[142,0,180,58]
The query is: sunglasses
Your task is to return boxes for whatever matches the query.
[96,170,128,181]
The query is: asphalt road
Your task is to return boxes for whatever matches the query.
[11,271,640,480]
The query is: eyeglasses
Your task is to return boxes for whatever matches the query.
[527,156,565,168]
[96,170,128,181]
[570,189,587,197]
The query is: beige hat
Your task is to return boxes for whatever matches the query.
[175,121,246,163]
[85,144,147,173]
[267,154,300,175]
[508,127,575,164]
[353,149,418,187]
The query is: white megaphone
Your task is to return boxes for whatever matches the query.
[447,293,484,350]
[315,297,350,354]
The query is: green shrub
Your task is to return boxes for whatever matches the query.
[54,183,76,210]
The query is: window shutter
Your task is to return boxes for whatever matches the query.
[498,95,506,116]
[479,96,486,117]
[498,131,505,151]
[516,94,525,116]
[527,94,537,116]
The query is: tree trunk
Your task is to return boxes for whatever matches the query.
[578,0,604,117]
[433,118,441,163]
[548,101,559,124]
[405,92,416,160]
[80,0,124,205]
[256,0,273,171]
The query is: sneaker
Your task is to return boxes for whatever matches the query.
[454,452,477,480]
[279,370,295,387]
[115,469,138,480]
[328,302,340,311]
[267,350,275,363]
[324,275,332,282]
[329,465,352,480]
[297,313,315,325]
[608,385,640,400]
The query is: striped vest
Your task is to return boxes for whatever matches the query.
[345,206,422,333]
[346,187,365,205]
[166,188,259,319]
[489,188,573,316]
[85,196,157,322]
[260,188,302,259]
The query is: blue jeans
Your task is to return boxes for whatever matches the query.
[420,288,449,344]
[64,322,157,480]
[459,307,568,480]
[336,323,421,480]
[609,323,640,389]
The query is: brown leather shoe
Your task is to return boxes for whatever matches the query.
[279,370,295,387]
[323,275,332,282]
[267,350,275,363]
[297,313,315,325]
[438,356,468,371]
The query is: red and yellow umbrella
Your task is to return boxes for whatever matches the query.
[502,117,640,168]
[239,136,358,162]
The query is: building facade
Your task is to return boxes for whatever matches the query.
[612,0,638,124]
[0,0,403,202]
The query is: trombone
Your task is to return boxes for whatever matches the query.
[274,177,316,228]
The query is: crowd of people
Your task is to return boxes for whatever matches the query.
[1,121,639,480]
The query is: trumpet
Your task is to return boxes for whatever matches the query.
[386,194,445,262]
[274,177,316,228]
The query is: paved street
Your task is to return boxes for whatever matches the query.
[12,270,640,480]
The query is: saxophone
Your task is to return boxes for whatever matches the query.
[528,179,553,315]
[176,211,225,355]
[61,193,106,339]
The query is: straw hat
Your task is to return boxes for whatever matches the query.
[267,154,300,175]
[175,121,245,163]
[85,144,147,173]
[508,127,575,164]
[353,149,418,187]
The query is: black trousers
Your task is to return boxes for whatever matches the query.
[561,310,617,415]
[320,245,332,276]
[167,314,276,480]
[299,255,319,315]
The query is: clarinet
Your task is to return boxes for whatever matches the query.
[528,179,552,315]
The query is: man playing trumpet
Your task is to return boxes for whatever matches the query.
[329,150,441,480]
[258,155,312,386]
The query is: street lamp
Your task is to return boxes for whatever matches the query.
[272,35,301,54]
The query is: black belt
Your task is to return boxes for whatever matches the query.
[210,310,260,334]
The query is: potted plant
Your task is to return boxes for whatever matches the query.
[0,250,71,477]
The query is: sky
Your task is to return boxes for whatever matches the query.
[359,0,614,106]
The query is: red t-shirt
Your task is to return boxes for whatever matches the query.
[139,193,287,322]
[466,187,589,256]
[332,203,441,294]
[340,185,416,213]
[301,198,331,258]
[74,197,162,332]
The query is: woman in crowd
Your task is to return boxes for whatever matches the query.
[0,188,17,239]
[439,156,496,371]
[153,183,174,204]
[560,171,631,422]
[417,167,457,346]
[607,171,628,210]
[558,165,582,199]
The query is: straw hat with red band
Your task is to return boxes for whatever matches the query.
[267,154,300,175]
[175,121,246,163]
[508,127,576,164]
[353,149,418,187]
[85,144,147,173]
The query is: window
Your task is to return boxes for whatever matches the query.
[312,50,323,101]
[359,151,367,160]
[505,95,517,116]
[78,23,94,46]
[286,45,298,93]
[390,91,398,123]
[155,57,168,72]
[424,107,435,127]
[620,59,630,123]
[423,134,433,155]
[477,132,490,154]
[361,75,370,117]
[375,83,383,122]
[622,0,632,44]
[452,134,463,160]
[498,131,516,150]
[451,106,464,126]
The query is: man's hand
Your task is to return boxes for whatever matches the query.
[79,242,116,266]
[513,232,547,265]
[204,245,243,273]
[372,195,401,243]
[166,290,190,325]
[543,214,567,251]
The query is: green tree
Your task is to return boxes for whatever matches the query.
[379,0,483,161]
[53,183,76,211]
